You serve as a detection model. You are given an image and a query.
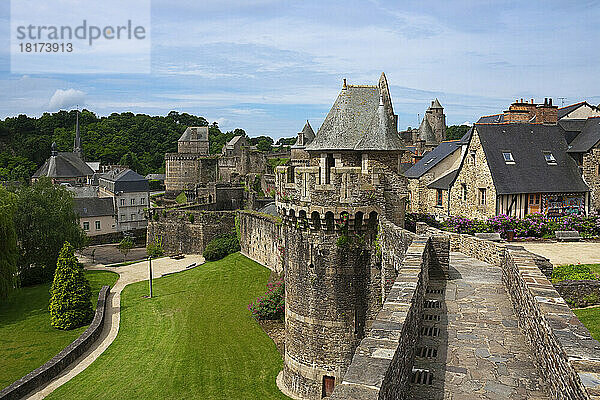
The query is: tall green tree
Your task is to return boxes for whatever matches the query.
[14,178,86,285]
[0,187,18,299]
[49,242,93,330]
[446,125,471,141]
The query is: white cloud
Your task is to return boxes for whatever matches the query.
[48,89,86,111]
[461,121,473,126]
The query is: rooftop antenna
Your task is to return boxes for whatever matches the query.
[557,97,566,107]
[417,113,420,127]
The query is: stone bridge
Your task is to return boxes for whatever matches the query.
[330,221,600,400]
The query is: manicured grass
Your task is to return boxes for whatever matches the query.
[574,307,600,341]
[0,270,119,389]
[49,253,289,400]
[588,264,600,276]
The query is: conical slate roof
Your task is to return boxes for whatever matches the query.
[431,98,443,109]
[417,118,437,145]
[305,73,403,152]
[292,121,315,148]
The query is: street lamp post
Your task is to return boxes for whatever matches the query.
[148,256,153,298]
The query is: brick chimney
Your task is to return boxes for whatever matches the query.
[536,98,558,124]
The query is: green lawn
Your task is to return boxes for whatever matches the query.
[0,270,119,389]
[48,253,289,400]
[575,308,600,341]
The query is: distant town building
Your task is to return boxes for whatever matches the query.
[73,197,117,236]
[98,168,150,231]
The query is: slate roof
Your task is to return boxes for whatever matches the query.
[477,114,505,123]
[474,123,589,194]
[557,102,587,119]
[225,135,247,150]
[32,152,94,179]
[567,117,600,153]
[431,98,443,109]
[459,128,473,144]
[258,201,278,217]
[427,169,459,190]
[99,168,149,193]
[306,74,403,152]
[179,126,208,142]
[292,121,315,148]
[145,174,166,181]
[403,141,462,178]
[74,197,114,218]
[417,118,437,145]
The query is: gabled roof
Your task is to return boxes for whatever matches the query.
[101,168,146,182]
[179,126,208,142]
[427,169,459,190]
[474,123,588,194]
[225,135,247,150]
[32,152,94,179]
[558,101,588,119]
[477,114,505,123]
[305,73,403,152]
[567,117,600,153]
[99,168,149,193]
[403,140,462,178]
[74,197,114,218]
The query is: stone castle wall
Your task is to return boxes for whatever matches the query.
[331,219,449,399]
[237,210,283,273]
[146,209,235,255]
[583,147,600,214]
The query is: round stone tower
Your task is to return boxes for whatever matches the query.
[277,73,407,399]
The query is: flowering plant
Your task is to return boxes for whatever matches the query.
[248,280,285,320]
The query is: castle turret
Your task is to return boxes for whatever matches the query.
[276,73,408,399]
[417,98,447,147]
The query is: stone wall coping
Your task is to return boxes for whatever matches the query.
[237,209,281,224]
[0,286,111,400]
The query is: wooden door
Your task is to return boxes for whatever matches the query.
[528,193,541,214]
[322,376,335,397]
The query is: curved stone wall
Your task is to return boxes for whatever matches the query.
[281,224,379,399]
[0,286,111,400]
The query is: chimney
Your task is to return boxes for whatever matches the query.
[342,78,347,89]
[531,99,534,104]
[549,98,553,106]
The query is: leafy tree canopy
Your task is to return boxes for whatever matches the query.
[0,187,18,299]
[446,125,471,141]
[13,178,86,285]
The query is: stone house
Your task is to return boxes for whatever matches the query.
[404,139,466,218]
[73,197,117,236]
[98,168,150,231]
[566,117,600,214]
[449,123,589,220]
[275,73,408,399]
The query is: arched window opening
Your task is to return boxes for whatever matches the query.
[298,210,308,229]
[368,211,378,229]
[325,211,334,232]
[354,211,364,231]
[311,211,321,230]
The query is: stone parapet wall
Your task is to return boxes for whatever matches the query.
[330,228,445,399]
[146,210,235,255]
[554,280,600,308]
[237,210,283,273]
[0,286,111,400]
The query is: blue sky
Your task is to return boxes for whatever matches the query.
[2,0,600,139]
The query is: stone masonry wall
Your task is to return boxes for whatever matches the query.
[331,220,449,399]
[237,210,283,274]
[583,147,600,215]
[146,210,235,255]
[424,225,600,400]
[449,128,497,219]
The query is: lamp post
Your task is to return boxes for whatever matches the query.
[148,256,153,298]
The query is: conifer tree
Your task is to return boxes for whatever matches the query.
[49,242,93,330]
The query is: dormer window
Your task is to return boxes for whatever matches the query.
[424,156,436,166]
[543,151,557,165]
[502,152,515,164]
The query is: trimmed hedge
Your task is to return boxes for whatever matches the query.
[202,233,240,261]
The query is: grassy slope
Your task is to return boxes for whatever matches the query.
[49,253,289,400]
[0,270,119,389]
[574,308,600,341]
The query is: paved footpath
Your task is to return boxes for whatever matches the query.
[519,241,600,265]
[25,254,205,400]
[409,252,549,400]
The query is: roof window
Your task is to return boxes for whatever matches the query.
[424,156,436,166]
[543,151,557,165]
[502,152,515,164]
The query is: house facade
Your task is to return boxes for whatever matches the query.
[74,197,117,236]
[98,168,150,231]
